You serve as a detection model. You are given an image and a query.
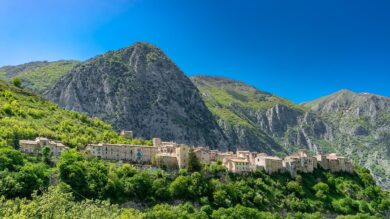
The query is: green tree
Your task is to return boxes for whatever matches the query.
[152,178,171,202]
[41,146,51,164]
[16,162,50,197]
[12,77,22,87]
[84,159,109,199]
[287,181,304,196]
[57,149,87,198]
[0,147,24,171]
[187,148,202,172]
[313,182,329,200]
[122,172,153,201]
[169,175,191,200]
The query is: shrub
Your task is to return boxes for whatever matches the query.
[12,78,22,88]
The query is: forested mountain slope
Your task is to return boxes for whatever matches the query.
[0,79,150,148]
[0,60,78,93]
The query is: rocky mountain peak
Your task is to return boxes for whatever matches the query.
[305,89,390,117]
[45,43,230,149]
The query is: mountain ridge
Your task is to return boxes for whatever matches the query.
[1,43,388,188]
[44,42,231,150]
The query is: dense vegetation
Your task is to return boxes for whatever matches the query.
[0,147,388,218]
[0,60,79,93]
[0,80,151,148]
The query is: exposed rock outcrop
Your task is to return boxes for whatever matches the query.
[304,89,390,189]
[45,43,229,149]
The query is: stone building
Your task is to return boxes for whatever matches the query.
[224,157,251,173]
[215,151,235,163]
[175,144,190,168]
[85,143,157,164]
[283,149,316,177]
[194,147,211,164]
[314,153,353,173]
[236,150,257,165]
[154,153,178,170]
[209,150,219,161]
[152,138,190,168]
[326,153,353,173]
[19,137,69,157]
[254,154,284,173]
[315,154,329,169]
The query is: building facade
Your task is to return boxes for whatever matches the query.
[254,154,284,174]
[283,149,316,177]
[225,158,251,173]
[19,137,69,157]
[85,143,157,164]
[194,147,211,164]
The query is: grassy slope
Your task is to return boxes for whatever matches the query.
[0,60,78,93]
[0,80,151,148]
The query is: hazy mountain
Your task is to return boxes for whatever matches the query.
[0,60,79,93]
[44,43,230,150]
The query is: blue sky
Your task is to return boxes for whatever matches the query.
[0,0,389,103]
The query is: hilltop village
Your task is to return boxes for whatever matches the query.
[19,131,353,177]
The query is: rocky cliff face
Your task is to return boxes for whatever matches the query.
[191,76,331,155]
[303,89,390,189]
[44,43,229,149]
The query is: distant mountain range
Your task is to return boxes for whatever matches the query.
[1,42,389,188]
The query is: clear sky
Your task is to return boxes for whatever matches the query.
[0,0,389,103]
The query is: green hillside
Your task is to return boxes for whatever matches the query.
[0,80,151,148]
[0,79,388,218]
[0,148,389,218]
[0,60,78,93]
